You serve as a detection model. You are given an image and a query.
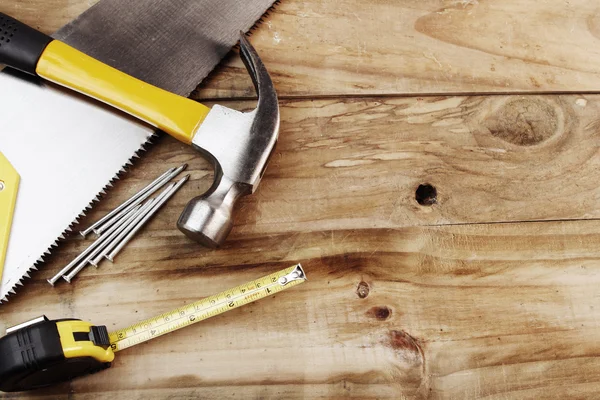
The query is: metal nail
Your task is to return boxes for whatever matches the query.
[92,164,187,236]
[107,175,189,262]
[62,199,158,283]
[90,182,176,266]
[79,167,174,237]
[90,198,159,268]
[79,164,187,237]
[47,205,142,286]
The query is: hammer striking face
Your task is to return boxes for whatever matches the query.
[0,13,280,247]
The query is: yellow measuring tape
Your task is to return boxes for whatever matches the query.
[109,264,306,352]
[0,265,306,392]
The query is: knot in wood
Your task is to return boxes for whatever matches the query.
[386,330,423,365]
[367,306,392,320]
[484,98,558,146]
[356,281,370,298]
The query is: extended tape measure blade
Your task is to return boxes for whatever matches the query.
[109,264,306,352]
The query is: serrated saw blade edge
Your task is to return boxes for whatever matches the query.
[0,74,157,302]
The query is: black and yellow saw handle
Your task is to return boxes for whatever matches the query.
[0,12,209,144]
[0,316,114,392]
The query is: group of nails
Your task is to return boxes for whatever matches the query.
[47,165,190,286]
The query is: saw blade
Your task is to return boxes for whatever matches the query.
[0,0,279,302]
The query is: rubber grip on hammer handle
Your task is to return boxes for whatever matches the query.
[0,13,53,75]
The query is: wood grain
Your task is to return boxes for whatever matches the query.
[3,208,600,399]
[197,0,600,97]
[1,92,600,398]
[5,0,600,96]
[230,95,600,233]
[0,1,98,33]
[2,1,600,399]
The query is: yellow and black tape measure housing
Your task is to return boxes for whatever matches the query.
[0,316,114,392]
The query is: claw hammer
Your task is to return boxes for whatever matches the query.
[0,13,280,247]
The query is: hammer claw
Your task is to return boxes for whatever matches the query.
[177,34,280,247]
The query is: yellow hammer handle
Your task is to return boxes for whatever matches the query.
[36,41,210,145]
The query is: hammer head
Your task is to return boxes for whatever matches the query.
[177,35,280,248]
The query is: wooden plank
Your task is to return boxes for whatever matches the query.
[3,215,600,399]
[226,95,597,233]
[197,0,600,97]
[0,1,98,33]
[4,0,600,97]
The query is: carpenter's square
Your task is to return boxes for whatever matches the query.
[0,153,19,284]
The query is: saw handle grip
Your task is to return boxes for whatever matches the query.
[0,13,52,75]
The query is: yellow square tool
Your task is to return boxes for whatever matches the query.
[0,152,19,283]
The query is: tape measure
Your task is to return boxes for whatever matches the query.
[0,264,306,392]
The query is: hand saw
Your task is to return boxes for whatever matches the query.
[0,0,279,302]
[0,264,306,392]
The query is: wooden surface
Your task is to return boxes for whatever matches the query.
[196,0,600,98]
[2,1,600,399]
[7,0,600,97]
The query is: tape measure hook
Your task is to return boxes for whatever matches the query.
[278,264,306,286]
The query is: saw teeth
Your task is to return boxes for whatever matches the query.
[0,135,156,303]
